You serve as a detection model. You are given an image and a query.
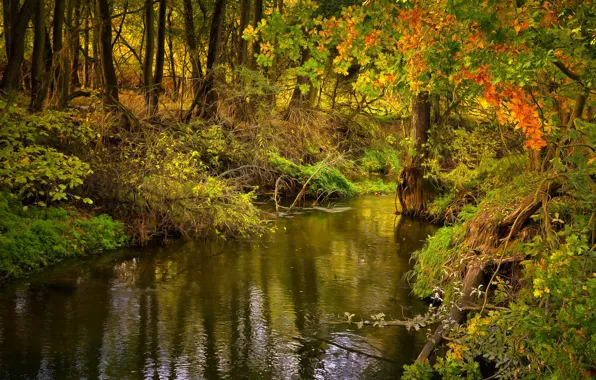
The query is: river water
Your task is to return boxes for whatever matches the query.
[0,195,435,379]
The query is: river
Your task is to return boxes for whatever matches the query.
[0,195,436,379]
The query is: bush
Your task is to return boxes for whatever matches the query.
[0,101,95,206]
[87,126,266,242]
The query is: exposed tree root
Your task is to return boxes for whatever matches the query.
[416,179,561,362]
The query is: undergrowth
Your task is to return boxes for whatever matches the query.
[0,191,127,282]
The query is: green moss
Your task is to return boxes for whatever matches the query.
[0,192,127,282]
[269,152,357,197]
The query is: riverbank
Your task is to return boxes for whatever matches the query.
[0,101,399,283]
[0,191,128,283]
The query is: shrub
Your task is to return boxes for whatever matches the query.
[0,101,94,206]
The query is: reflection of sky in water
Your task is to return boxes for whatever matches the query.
[0,195,435,379]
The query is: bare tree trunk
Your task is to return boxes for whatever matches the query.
[58,0,75,109]
[96,0,118,107]
[51,0,66,107]
[82,1,90,87]
[237,0,250,66]
[70,0,82,88]
[397,92,433,216]
[1,0,38,90]
[2,0,18,60]
[143,0,155,112]
[166,8,178,100]
[149,0,166,115]
[201,0,225,115]
[252,0,262,62]
[30,0,47,110]
[182,0,201,97]
[91,3,101,89]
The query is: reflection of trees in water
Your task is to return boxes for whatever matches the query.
[0,196,437,378]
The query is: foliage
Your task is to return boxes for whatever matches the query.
[0,101,95,206]
[359,148,400,174]
[0,191,127,282]
[87,125,266,243]
[268,152,357,198]
[423,224,596,379]
[354,179,394,195]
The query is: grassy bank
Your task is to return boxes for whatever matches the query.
[0,192,127,283]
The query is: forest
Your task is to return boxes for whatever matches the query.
[0,0,595,378]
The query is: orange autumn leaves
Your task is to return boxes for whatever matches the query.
[463,67,546,150]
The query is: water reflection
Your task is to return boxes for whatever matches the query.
[0,195,435,379]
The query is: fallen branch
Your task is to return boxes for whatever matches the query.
[324,320,410,326]
[292,336,396,363]
[287,162,327,213]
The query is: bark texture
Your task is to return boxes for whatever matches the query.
[397,92,433,216]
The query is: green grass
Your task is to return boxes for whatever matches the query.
[0,191,128,282]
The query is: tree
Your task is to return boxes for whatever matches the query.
[143,0,155,112]
[185,0,226,119]
[149,0,166,116]
[96,0,119,108]
[0,0,38,90]
[237,0,250,66]
[252,0,263,63]
[52,0,66,108]
[30,0,47,110]
[182,0,202,97]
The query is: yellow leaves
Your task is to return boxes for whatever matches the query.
[243,24,256,39]
[533,278,550,298]
[447,343,469,361]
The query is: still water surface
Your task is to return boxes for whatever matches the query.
[0,195,435,379]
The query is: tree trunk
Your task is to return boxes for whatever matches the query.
[201,0,226,115]
[57,0,74,109]
[237,0,250,66]
[149,0,166,116]
[96,0,118,107]
[182,0,202,97]
[397,92,433,217]
[1,0,38,90]
[82,1,90,87]
[252,0,262,62]
[416,179,561,362]
[30,0,47,110]
[143,0,155,112]
[70,0,82,88]
[2,0,18,60]
[289,47,312,108]
[166,8,178,100]
[51,0,66,107]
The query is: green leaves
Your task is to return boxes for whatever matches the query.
[0,106,95,206]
